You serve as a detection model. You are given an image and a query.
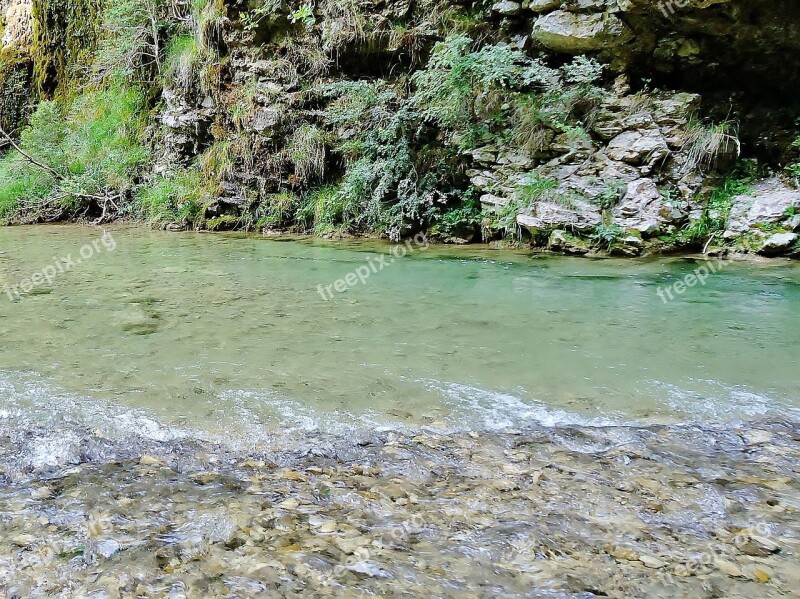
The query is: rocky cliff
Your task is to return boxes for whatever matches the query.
[1,0,799,257]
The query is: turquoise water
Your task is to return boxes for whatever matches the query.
[0,225,798,445]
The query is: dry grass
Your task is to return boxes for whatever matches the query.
[681,120,741,175]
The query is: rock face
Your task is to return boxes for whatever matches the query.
[1,0,799,256]
[612,179,679,236]
[0,0,32,50]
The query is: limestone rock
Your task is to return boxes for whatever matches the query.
[526,0,562,12]
[758,232,798,256]
[480,194,508,213]
[518,198,603,233]
[611,178,678,236]
[1,0,32,50]
[492,1,522,16]
[532,10,634,54]
[725,178,800,234]
[606,129,670,166]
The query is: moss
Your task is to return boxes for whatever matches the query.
[31,0,103,97]
[0,47,34,131]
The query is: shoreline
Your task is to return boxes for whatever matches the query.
[4,221,800,264]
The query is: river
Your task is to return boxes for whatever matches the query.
[0,225,798,597]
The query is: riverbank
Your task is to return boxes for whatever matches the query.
[1,419,798,598]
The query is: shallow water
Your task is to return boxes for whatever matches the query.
[0,225,798,445]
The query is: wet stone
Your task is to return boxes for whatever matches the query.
[0,422,798,598]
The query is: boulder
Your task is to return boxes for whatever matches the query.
[724,178,800,234]
[611,178,673,236]
[548,229,591,254]
[492,1,522,16]
[480,194,508,213]
[758,232,798,256]
[532,10,634,54]
[526,0,562,12]
[606,129,670,166]
[517,198,603,233]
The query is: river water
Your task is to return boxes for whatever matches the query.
[0,225,798,597]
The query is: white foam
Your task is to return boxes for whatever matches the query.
[421,380,624,431]
[654,379,799,423]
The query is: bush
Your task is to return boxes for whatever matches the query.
[136,169,206,226]
[0,83,148,222]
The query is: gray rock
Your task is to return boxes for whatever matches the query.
[548,229,591,254]
[492,1,522,16]
[606,129,670,166]
[758,232,798,256]
[248,107,280,133]
[480,194,508,213]
[518,198,603,233]
[725,178,800,234]
[525,0,562,12]
[532,10,634,53]
[611,178,669,236]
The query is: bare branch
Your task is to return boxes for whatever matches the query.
[0,125,66,181]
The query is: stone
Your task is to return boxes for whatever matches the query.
[606,129,670,166]
[249,107,280,133]
[639,555,667,569]
[518,198,603,233]
[715,559,745,578]
[525,0,561,12]
[480,194,508,212]
[532,11,634,54]
[611,178,674,236]
[548,230,590,255]
[737,534,780,557]
[758,232,798,256]
[492,1,522,16]
[725,178,800,234]
[469,148,498,165]
[11,534,36,547]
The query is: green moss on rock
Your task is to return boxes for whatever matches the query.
[0,47,34,131]
[31,0,103,97]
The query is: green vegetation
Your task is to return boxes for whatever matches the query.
[412,36,605,151]
[677,167,754,247]
[787,133,800,182]
[0,48,33,132]
[592,223,625,250]
[31,0,104,95]
[680,119,740,175]
[0,83,148,223]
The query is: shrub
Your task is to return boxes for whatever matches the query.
[0,83,148,222]
[681,120,741,175]
[411,35,605,150]
[679,167,754,246]
[592,223,625,250]
[136,169,206,226]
